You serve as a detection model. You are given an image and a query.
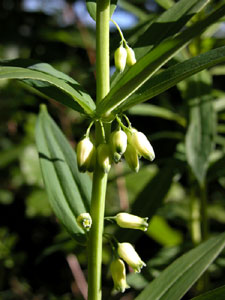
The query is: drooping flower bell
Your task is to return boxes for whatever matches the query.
[114,44,127,72]
[124,144,139,172]
[117,242,146,273]
[115,213,149,231]
[76,213,92,232]
[110,129,127,162]
[97,143,112,173]
[110,258,130,293]
[126,45,136,66]
[76,137,96,172]
[128,129,155,161]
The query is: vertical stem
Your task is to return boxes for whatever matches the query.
[88,1,110,300]
[200,182,208,241]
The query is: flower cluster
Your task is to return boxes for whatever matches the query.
[109,212,148,293]
[76,117,155,174]
[114,44,136,72]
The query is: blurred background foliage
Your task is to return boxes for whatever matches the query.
[0,0,225,299]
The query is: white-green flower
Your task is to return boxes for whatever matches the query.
[114,44,127,72]
[77,137,96,172]
[117,242,146,273]
[124,144,139,172]
[110,129,127,162]
[76,213,92,232]
[128,129,155,161]
[126,45,136,66]
[97,143,112,173]
[115,213,149,231]
[110,258,130,293]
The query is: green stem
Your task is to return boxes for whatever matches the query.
[200,182,208,241]
[87,1,110,300]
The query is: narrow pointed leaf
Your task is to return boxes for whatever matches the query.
[118,46,225,112]
[189,286,225,300]
[135,232,225,300]
[35,106,92,243]
[128,104,186,127]
[86,0,118,21]
[185,71,216,184]
[0,63,95,115]
[97,5,225,117]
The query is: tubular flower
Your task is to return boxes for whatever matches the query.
[117,242,146,273]
[124,144,139,172]
[110,129,127,162]
[126,45,136,66]
[110,258,130,293]
[77,137,96,172]
[115,213,149,231]
[76,213,92,232]
[128,129,155,161]
[114,44,127,72]
[97,143,112,173]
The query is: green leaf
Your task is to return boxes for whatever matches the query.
[0,62,95,115]
[135,232,225,300]
[185,71,216,184]
[189,285,225,300]
[86,0,118,21]
[154,0,174,10]
[35,105,92,243]
[128,103,186,127]
[118,46,225,112]
[97,5,225,117]
[147,215,183,247]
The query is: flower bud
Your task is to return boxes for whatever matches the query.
[110,258,130,293]
[77,137,96,172]
[117,242,146,273]
[110,130,127,162]
[115,213,149,231]
[124,144,139,172]
[126,45,136,66]
[76,213,92,232]
[128,129,155,161]
[97,143,112,173]
[114,44,127,72]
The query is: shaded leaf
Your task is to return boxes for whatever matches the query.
[35,105,92,243]
[136,232,225,300]
[185,71,216,184]
[128,103,186,127]
[189,285,225,300]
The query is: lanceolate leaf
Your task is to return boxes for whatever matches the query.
[185,71,216,184]
[128,104,186,127]
[135,232,225,300]
[96,5,225,117]
[86,0,118,21]
[117,46,225,112]
[35,105,92,243]
[189,285,225,300]
[0,63,96,115]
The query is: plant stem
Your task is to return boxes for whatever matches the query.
[200,182,208,241]
[88,1,110,300]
